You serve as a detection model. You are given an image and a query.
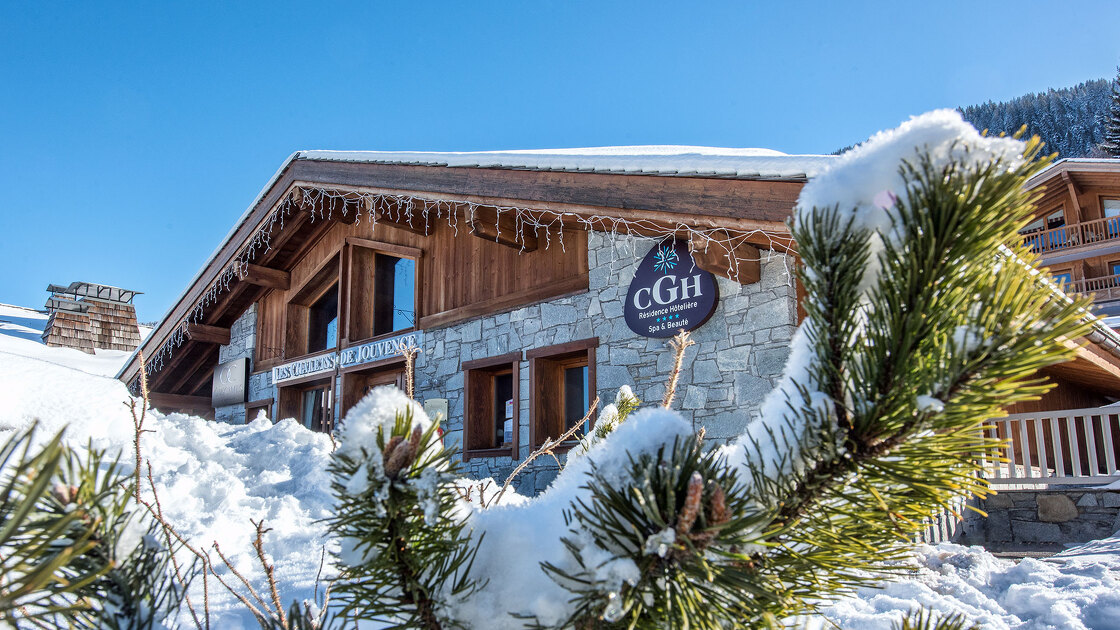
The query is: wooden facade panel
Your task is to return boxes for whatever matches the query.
[1005,370,1114,415]
[256,290,285,365]
[250,209,588,363]
[292,160,804,223]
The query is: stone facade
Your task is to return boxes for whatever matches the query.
[961,489,1120,550]
[215,303,266,425]
[214,233,800,495]
[415,233,797,494]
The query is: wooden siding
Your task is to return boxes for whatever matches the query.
[1005,369,1115,415]
[253,211,587,364]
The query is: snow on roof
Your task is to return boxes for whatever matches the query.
[296,145,836,180]
[1026,157,1120,188]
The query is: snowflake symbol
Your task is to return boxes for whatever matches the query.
[653,246,679,274]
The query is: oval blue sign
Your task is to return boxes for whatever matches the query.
[624,239,719,338]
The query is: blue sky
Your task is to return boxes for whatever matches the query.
[2,1,1118,322]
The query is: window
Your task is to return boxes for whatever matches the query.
[1046,209,1066,230]
[278,378,334,434]
[527,338,597,449]
[286,253,340,358]
[340,363,406,417]
[246,398,273,423]
[463,352,521,459]
[1052,272,1072,286]
[1104,199,1120,218]
[374,254,415,335]
[345,239,420,344]
[1104,199,1120,239]
[299,382,333,432]
[308,283,339,353]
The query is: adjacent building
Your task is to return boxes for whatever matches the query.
[1024,158,1120,319]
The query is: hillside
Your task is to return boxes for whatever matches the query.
[959,78,1112,158]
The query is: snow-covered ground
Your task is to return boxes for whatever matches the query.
[0,303,334,628]
[2,304,1118,628]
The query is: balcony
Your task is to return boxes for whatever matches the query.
[1021,215,1120,255]
[1062,274,1120,302]
[981,407,1120,487]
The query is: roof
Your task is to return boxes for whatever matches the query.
[1025,157,1120,188]
[117,146,824,383]
[296,146,837,180]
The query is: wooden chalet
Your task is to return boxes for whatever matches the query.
[118,149,1120,491]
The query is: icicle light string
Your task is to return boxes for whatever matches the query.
[134,186,794,390]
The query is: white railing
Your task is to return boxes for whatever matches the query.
[981,407,1120,486]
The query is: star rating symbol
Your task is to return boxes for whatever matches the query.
[656,314,681,322]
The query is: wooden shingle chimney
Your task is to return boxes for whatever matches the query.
[42,282,142,353]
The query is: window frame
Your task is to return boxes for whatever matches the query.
[339,359,407,418]
[1050,266,1074,288]
[342,237,422,347]
[462,351,522,461]
[527,337,598,451]
[307,282,340,354]
[277,375,335,433]
[285,253,342,360]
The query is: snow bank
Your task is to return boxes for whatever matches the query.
[819,543,1120,630]
[3,303,1120,628]
[460,408,692,628]
[0,323,335,629]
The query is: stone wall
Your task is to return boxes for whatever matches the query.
[215,303,259,425]
[963,489,1120,550]
[414,233,799,494]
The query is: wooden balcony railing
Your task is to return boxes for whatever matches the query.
[981,407,1120,486]
[1021,215,1120,254]
[1063,273,1120,302]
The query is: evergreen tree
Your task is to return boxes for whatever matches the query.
[0,425,187,628]
[1101,65,1120,157]
[955,78,1112,158]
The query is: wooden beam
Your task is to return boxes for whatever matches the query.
[240,264,290,290]
[148,392,212,411]
[1062,171,1083,222]
[689,231,761,285]
[469,205,539,251]
[164,344,219,395]
[186,323,231,345]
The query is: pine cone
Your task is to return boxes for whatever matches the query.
[676,471,704,537]
[384,438,417,478]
